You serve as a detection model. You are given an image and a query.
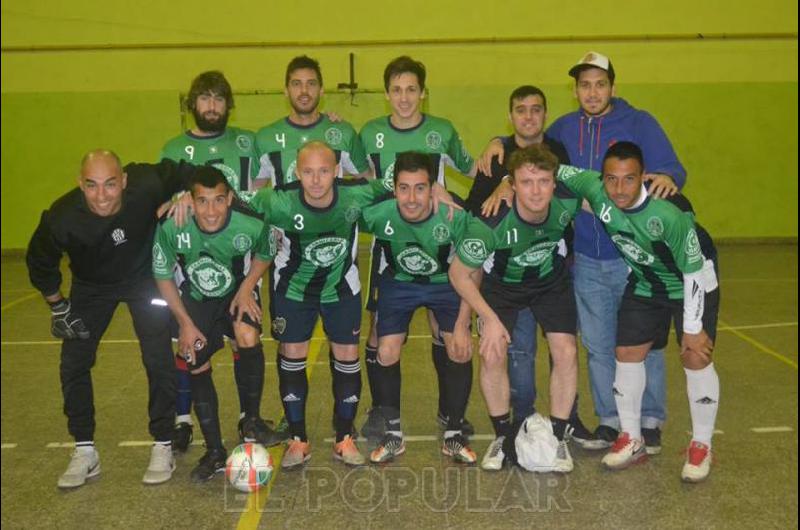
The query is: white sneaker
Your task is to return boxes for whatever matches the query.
[601,432,647,470]
[553,440,574,473]
[681,441,712,483]
[58,447,101,489]
[481,436,506,471]
[142,444,176,484]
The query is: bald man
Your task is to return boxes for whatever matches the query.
[26,150,196,489]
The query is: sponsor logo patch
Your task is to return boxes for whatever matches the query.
[152,243,168,270]
[611,235,655,265]
[272,317,287,335]
[235,135,252,151]
[111,228,127,246]
[304,237,348,267]
[397,247,439,276]
[686,229,702,263]
[232,233,253,252]
[512,241,558,267]
[460,238,488,262]
[186,256,233,297]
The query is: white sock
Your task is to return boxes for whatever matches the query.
[614,361,646,440]
[685,363,720,447]
[176,414,192,425]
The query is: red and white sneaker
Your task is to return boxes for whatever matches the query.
[601,432,647,470]
[681,441,712,483]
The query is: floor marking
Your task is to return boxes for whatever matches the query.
[0,292,38,312]
[720,318,798,369]
[46,442,76,448]
[322,434,497,444]
[2,443,18,449]
[719,321,797,331]
[751,426,794,433]
[685,430,725,435]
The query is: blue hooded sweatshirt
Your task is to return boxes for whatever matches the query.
[546,97,686,260]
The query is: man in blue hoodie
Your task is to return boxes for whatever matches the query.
[478,52,686,453]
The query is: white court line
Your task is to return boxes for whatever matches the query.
[46,442,75,448]
[686,430,725,435]
[323,434,496,443]
[2,443,18,449]
[751,426,794,433]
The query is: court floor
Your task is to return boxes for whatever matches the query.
[1,243,797,529]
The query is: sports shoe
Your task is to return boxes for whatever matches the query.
[591,424,619,449]
[681,441,712,483]
[282,438,311,470]
[142,443,176,484]
[58,447,101,489]
[436,411,476,437]
[333,435,366,466]
[239,416,284,447]
[190,448,227,483]
[568,415,604,450]
[642,427,662,455]
[442,433,477,464]
[172,422,193,453]
[369,433,406,464]
[553,440,574,473]
[601,432,647,470]
[481,436,506,471]
[360,407,387,441]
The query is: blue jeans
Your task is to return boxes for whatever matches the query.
[507,308,538,421]
[573,253,666,429]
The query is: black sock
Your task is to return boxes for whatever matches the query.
[232,349,247,417]
[190,369,223,451]
[236,345,265,419]
[175,354,192,418]
[490,412,512,438]
[277,354,308,441]
[431,341,448,415]
[551,416,569,441]
[375,358,401,434]
[445,357,472,431]
[333,358,362,442]
[364,344,380,407]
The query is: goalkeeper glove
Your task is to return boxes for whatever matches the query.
[49,299,90,340]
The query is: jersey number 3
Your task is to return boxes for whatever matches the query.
[293,214,304,230]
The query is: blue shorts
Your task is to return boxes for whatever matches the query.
[376,275,460,338]
[269,291,362,344]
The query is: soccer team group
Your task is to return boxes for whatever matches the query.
[25,51,721,491]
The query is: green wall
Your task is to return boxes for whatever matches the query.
[2,1,797,248]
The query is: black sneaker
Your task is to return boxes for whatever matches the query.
[592,424,619,449]
[436,411,476,437]
[238,417,285,447]
[172,422,193,453]
[360,407,387,441]
[568,416,605,450]
[642,427,662,455]
[190,448,227,483]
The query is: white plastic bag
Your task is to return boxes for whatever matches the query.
[514,413,559,473]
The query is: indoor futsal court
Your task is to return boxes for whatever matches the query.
[2,1,797,529]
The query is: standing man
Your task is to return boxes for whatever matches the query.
[153,167,275,483]
[160,70,271,450]
[26,150,194,488]
[359,56,477,439]
[449,145,580,473]
[479,52,686,452]
[556,142,719,482]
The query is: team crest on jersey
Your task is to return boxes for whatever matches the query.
[461,239,488,262]
[272,317,287,335]
[685,229,702,263]
[426,131,443,150]
[344,205,361,223]
[557,165,581,181]
[235,135,252,151]
[383,162,396,182]
[558,211,571,227]
[186,257,233,297]
[397,247,439,276]
[305,237,348,268]
[432,223,450,243]
[286,160,298,183]
[210,162,238,189]
[268,229,278,256]
[611,235,655,265]
[324,127,343,146]
[209,146,219,155]
[232,234,253,252]
[646,216,664,238]
[513,241,558,267]
[152,243,168,271]
[111,228,127,246]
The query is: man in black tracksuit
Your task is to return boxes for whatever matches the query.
[26,149,194,489]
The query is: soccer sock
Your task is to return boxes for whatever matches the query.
[333,358,362,442]
[190,369,223,451]
[231,350,247,418]
[278,354,308,441]
[175,355,193,424]
[236,345,265,419]
[154,440,172,448]
[375,358,402,436]
[364,344,380,407]
[490,412,512,439]
[75,441,95,453]
[685,363,720,447]
[431,339,448,415]
[551,416,569,441]
[613,361,646,440]
[444,358,472,432]
[329,347,336,413]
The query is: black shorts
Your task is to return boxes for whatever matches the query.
[616,287,720,350]
[375,275,460,338]
[270,291,362,344]
[481,269,577,338]
[178,287,261,368]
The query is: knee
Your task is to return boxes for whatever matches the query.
[681,349,711,370]
[233,323,259,348]
[376,344,400,365]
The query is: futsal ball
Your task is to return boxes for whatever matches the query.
[225,443,274,493]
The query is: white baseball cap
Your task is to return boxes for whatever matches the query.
[568,51,616,82]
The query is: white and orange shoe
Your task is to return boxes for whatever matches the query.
[282,437,311,470]
[333,435,366,466]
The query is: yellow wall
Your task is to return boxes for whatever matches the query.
[2,0,797,248]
